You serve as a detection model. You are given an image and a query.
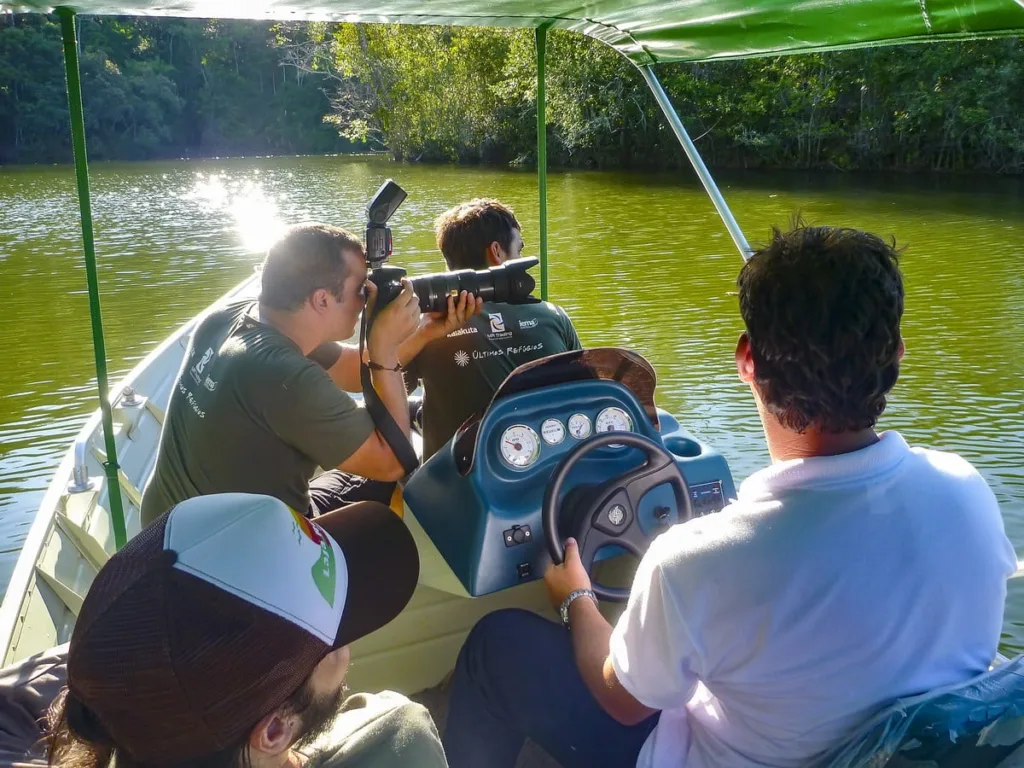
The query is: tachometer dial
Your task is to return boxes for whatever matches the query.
[568,413,592,440]
[596,407,633,434]
[541,418,566,445]
[500,425,541,469]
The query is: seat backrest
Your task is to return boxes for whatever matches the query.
[818,655,1024,768]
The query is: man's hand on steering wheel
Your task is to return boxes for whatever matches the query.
[544,538,593,610]
[543,432,693,602]
[418,290,484,342]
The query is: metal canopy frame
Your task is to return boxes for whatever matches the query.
[54,8,750,548]
[57,7,128,549]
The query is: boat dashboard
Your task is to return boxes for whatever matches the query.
[404,348,737,597]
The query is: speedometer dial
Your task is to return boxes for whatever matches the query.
[568,413,592,440]
[500,425,541,469]
[596,407,633,434]
[541,418,565,445]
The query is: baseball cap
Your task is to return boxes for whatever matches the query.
[65,493,419,764]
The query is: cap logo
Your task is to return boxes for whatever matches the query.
[291,510,336,607]
[293,512,323,545]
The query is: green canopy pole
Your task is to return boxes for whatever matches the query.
[535,24,550,301]
[57,7,128,550]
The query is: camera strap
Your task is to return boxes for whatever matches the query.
[358,310,420,478]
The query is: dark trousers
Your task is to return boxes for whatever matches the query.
[307,470,395,518]
[443,609,658,768]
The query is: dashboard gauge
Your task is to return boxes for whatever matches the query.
[500,425,541,469]
[541,418,566,445]
[596,407,634,434]
[567,413,592,440]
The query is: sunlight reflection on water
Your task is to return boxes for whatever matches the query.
[185,172,287,252]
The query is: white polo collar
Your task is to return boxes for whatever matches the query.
[739,430,911,501]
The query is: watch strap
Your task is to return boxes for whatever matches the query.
[560,588,597,628]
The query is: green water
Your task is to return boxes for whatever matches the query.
[1,156,1023,644]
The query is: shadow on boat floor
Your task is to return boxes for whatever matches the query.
[409,562,636,767]
[413,681,562,768]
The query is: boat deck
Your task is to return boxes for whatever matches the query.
[409,562,636,768]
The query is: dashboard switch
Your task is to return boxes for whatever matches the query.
[517,562,532,579]
[503,525,532,547]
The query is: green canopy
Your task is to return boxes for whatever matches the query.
[3,0,1023,64]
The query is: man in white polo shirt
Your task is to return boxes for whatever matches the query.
[441,222,1018,767]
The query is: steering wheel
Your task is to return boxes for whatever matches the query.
[543,432,694,601]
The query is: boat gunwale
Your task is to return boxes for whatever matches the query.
[0,271,261,659]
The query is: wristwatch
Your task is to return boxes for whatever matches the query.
[559,588,597,628]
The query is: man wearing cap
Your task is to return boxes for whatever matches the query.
[39,494,445,768]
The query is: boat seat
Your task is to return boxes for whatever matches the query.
[819,655,1024,768]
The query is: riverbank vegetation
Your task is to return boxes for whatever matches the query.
[1,15,1021,172]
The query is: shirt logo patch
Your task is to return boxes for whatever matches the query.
[518,319,538,329]
[489,313,505,333]
[190,347,216,385]
[454,350,470,368]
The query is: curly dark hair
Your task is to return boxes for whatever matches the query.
[434,199,521,270]
[737,222,905,434]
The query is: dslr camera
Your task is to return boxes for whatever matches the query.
[364,179,539,315]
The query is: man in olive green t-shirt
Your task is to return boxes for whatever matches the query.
[401,199,583,459]
[140,223,423,525]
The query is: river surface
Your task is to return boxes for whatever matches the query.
[1,156,1023,647]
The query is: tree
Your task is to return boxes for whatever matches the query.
[0,16,1020,172]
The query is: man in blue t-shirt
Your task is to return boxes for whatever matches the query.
[400,199,582,459]
[441,222,1017,768]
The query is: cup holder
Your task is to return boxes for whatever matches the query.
[664,435,702,458]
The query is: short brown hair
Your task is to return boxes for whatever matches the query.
[260,224,364,312]
[434,199,520,270]
[737,221,905,434]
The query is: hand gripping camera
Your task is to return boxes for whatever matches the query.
[365,179,540,315]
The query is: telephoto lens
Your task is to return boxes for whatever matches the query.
[409,257,539,313]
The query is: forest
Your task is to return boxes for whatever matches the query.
[1,14,1022,173]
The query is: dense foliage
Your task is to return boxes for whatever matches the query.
[0,16,349,163]
[1,15,1022,172]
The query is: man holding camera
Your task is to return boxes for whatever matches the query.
[141,223,425,525]
[400,199,583,459]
